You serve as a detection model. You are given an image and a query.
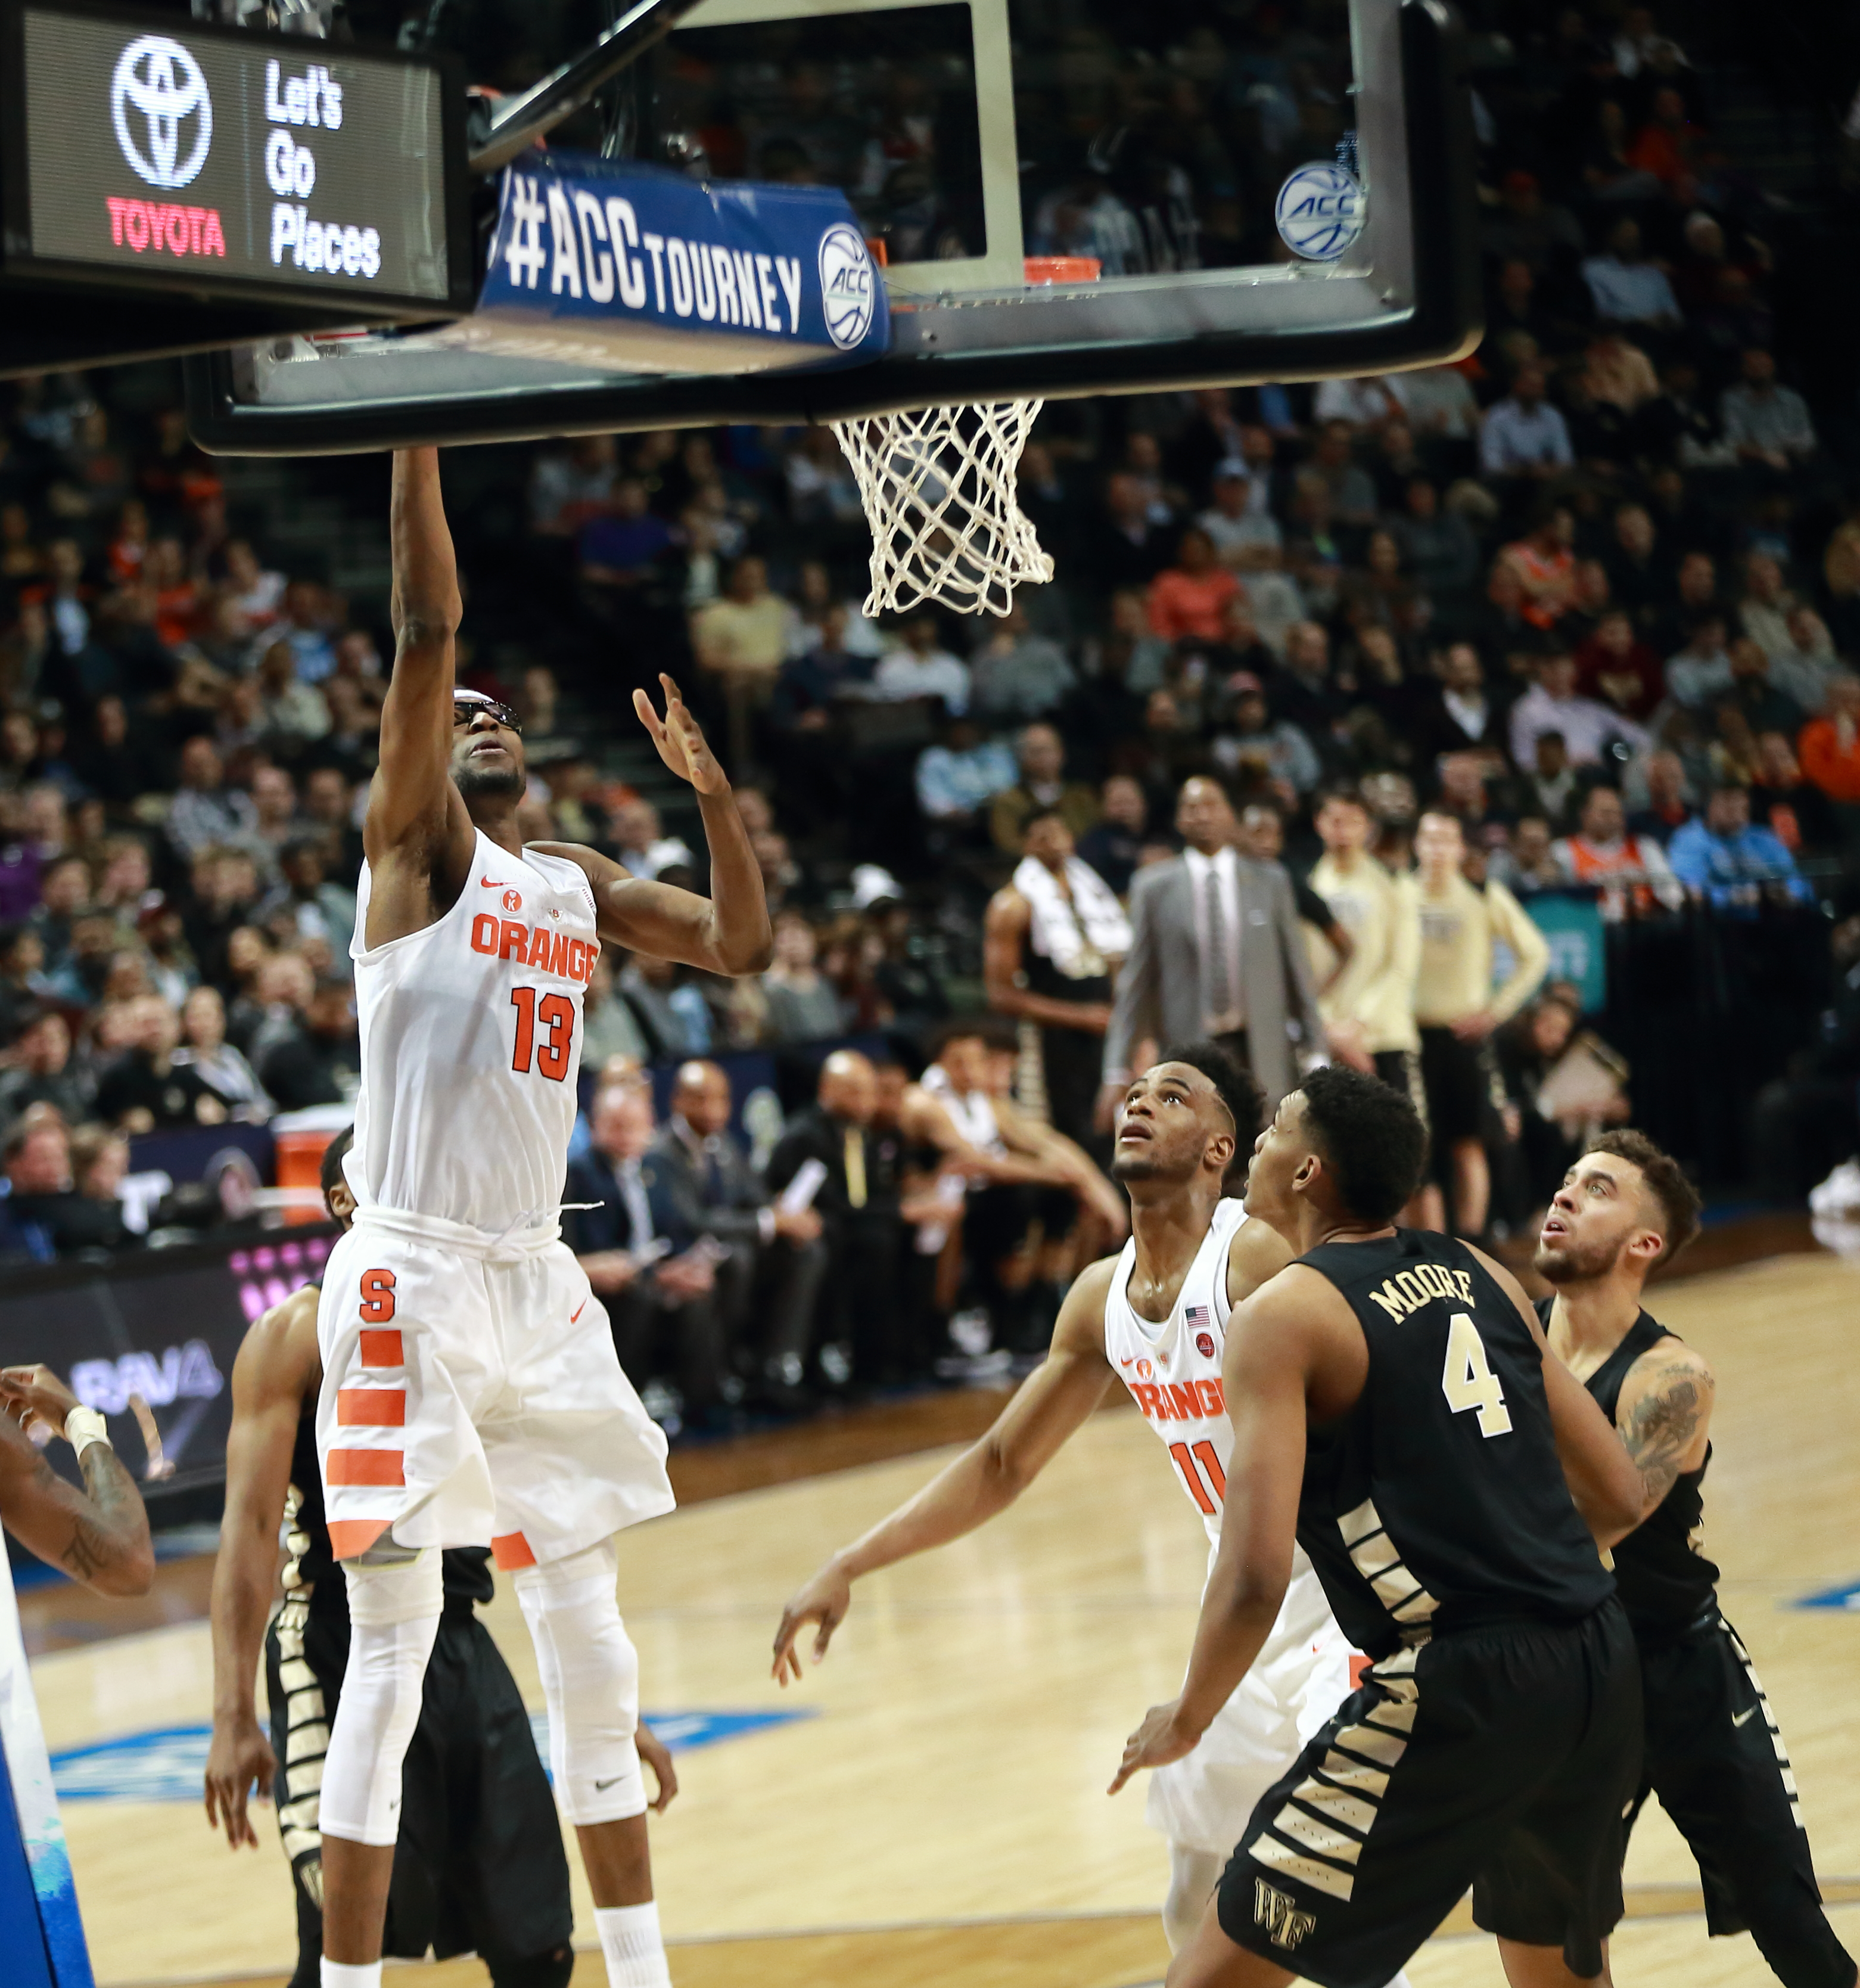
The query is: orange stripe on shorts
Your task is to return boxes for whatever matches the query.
[326,1447,405,1487]
[359,1330,404,1368]
[337,1389,406,1428]
[492,1532,537,1570]
[328,1518,392,1561]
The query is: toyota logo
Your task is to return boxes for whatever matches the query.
[112,36,213,191]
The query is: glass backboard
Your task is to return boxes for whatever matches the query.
[185,0,1480,453]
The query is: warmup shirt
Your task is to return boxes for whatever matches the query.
[1398,871,1549,1029]
[1103,1194,1354,1854]
[1215,1229,1638,1988]
[1308,855,1419,1054]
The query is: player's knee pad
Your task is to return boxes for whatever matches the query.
[1163,1844,1223,1955]
[485,1944,575,1988]
[318,1552,443,1846]
[512,1540,643,1825]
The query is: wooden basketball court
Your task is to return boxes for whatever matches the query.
[29,1245,1860,1988]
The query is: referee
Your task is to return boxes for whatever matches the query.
[204,1132,676,1988]
[1398,810,1548,1237]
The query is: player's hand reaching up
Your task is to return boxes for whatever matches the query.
[634,673,726,794]
[1109,1698,1200,1794]
[204,1710,278,1849]
[772,1557,853,1685]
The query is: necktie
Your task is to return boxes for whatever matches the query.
[1203,862,1233,1026]
[844,1126,867,1210]
[620,1158,653,1253]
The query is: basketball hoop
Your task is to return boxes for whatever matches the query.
[829,256,1098,618]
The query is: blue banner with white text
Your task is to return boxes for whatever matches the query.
[458,156,889,375]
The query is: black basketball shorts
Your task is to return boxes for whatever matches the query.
[266,1592,571,1988]
[1216,1599,1641,1988]
[1372,1050,1429,1134]
[1417,1026,1498,1147]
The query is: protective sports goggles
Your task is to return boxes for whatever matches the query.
[453,694,523,734]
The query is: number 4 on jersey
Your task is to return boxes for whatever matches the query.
[1441,1312,1513,1437]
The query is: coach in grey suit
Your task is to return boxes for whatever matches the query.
[1099,776,1321,1116]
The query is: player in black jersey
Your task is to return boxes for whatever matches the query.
[203,1132,676,1988]
[1112,1066,1646,1988]
[1534,1131,1855,1988]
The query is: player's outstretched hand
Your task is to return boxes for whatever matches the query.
[772,1558,853,1685]
[636,1719,679,1813]
[633,673,726,795]
[204,1711,277,1850]
[0,1363,80,1441]
[1109,1698,1199,1794]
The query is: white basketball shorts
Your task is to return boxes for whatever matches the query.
[1146,1559,1357,1855]
[315,1206,674,1571]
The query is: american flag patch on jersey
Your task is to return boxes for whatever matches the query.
[1185,1305,1211,1328]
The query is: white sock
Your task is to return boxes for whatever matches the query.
[595,1900,671,1987]
[321,1963,382,1988]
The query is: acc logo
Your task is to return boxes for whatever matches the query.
[1196,1331,1215,1359]
[502,888,523,914]
[113,36,213,191]
[1275,162,1365,262]
[818,222,875,350]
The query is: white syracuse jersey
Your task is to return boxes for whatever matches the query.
[1105,1194,1358,1855]
[1103,1194,1251,1548]
[347,826,601,1231]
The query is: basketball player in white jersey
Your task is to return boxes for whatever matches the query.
[773,1043,1404,1978]
[314,449,772,1988]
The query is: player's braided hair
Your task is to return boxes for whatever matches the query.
[1583,1129,1702,1265]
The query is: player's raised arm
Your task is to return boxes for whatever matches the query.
[1470,1242,1644,1546]
[531,672,772,976]
[0,1365,153,1598]
[1111,1269,1325,1792]
[365,448,469,869]
[772,1259,1121,1683]
[204,1291,320,1849]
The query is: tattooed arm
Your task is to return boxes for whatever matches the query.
[1613,1340,1716,1518]
[0,1365,154,1596]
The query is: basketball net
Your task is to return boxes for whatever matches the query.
[831,398,1053,617]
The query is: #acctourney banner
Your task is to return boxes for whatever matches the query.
[437,154,890,375]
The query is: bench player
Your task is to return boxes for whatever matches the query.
[1113,1068,1646,1988]
[205,1130,677,1988]
[773,1044,1403,1975]
[313,448,770,1988]
[1535,1133,1855,1988]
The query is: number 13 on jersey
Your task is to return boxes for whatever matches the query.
[511,986,574,1080]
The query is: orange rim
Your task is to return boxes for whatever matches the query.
[1023,256,1101,285]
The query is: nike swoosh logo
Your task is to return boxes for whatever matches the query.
[1118,1355,1136,1366]
[1733,1707,1759,1728]
[595,1775,623,1790]
[481,875,515,889]
[571,1300,586,1324]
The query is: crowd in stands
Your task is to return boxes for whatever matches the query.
[3,2,1860,1427]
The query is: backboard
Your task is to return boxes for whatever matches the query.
[185,0,1480,454]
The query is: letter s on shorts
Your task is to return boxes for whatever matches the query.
[359,1267,397,1323]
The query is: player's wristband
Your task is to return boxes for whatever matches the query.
[64,1408,111,1458]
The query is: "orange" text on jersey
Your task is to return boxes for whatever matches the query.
[470,914,599,984]
[1128,1377,1225,1421]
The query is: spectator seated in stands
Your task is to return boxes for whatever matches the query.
[257,836,356,975]
[1075,775,1152,899]
[1478,365,1574,489]
[1719,347,1818,479]
[969,605,1075,721]
[1797,672,1860,859]
[1667,782,1813,911]
[95,993,228,1132]
[690,554,795,694]
[1492,815,1563,897]
[1211,675,1323,799]
[873,614,970,713]
[769,604,877,733]
[990,722,1100,856]
[1719,637,1807,742]
[564,1082,722,1431]
[1581,219,1682,340]
[1147,527,1240,643]
[1575,610,1662,720]
[1665,613,1734,710]
[760,911,847,1045]
[1498,505,1578,630]
[1551,784,1684,920]
[1198,460,1283,568]
[0,1006,92,1126]
[1390,479,1479,602]
[166,737,259,863]
[578,476,673,593]
[1749,731,1839,859]
[169,983,270,1120]
[606,795,693,883]
[914,715,1018,840]
[1510,652,1651,772]
[1,1111,79,1263]
[248,956,358,1108]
